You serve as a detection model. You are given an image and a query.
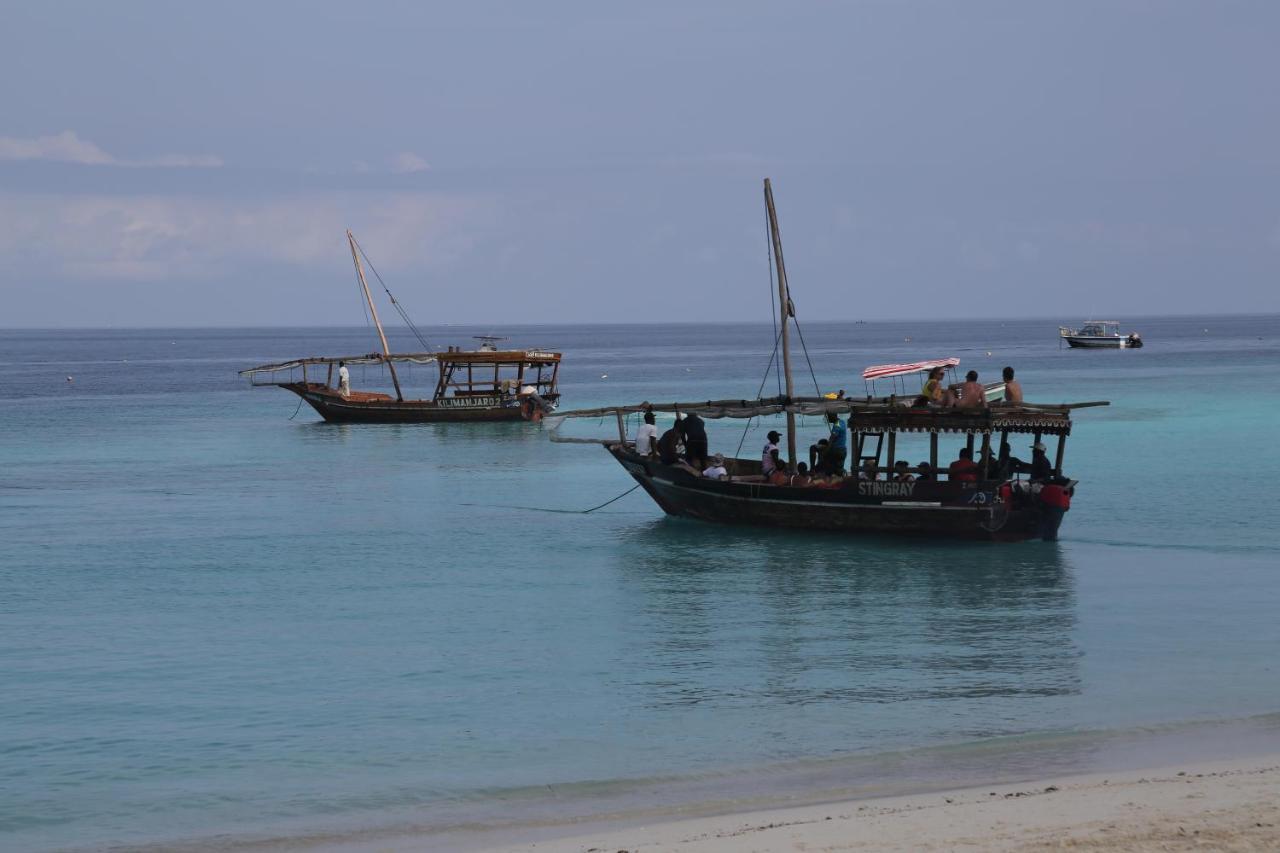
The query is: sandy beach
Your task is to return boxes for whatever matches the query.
[473,756,1280,853]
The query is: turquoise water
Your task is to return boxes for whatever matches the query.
[2,317,1279,850]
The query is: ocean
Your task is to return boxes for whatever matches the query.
[2,316,1279,851]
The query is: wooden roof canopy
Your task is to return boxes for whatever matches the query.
[548,396,1108,437]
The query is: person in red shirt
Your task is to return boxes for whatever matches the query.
[948,447,980,483]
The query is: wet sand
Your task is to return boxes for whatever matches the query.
[474,755,1280,853]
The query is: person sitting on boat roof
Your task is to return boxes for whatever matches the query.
[948,447,980,482]
[762,430,783,477]
[858,458,878,481]
[893,460,916,482]
[914,366,956,408]
[703,453,728,481]
[634,410,659,457]
[955,370,987,409]
[681,413,709,469]
[657,417,684,465]
[1002,366,1023,404]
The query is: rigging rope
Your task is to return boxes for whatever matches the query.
[764,199,781,398]
[790,318,823,397]
[733,326,785,460]
[351,235,435,352]
[457,483,643,515]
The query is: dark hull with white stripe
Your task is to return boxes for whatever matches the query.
[286,383,535,423]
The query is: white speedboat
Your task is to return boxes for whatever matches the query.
[1059,320,1143,349]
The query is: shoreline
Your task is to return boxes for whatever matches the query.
[151,716,1280,853]
[472,755,1280,852]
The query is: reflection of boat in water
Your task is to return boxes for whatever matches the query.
[1059,320,1143,349]
[240,231,561,423]
[549,180,1108,542]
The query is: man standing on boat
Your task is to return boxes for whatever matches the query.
[337,361,350,397]
[762,430,783,476]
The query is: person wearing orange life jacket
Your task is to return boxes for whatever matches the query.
[1038,478,1072,541]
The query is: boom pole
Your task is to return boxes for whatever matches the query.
[763,179,797,472]
[347,230,403,401]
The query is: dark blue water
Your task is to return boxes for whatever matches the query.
[2,316,1279,850]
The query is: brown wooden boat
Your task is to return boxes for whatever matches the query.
[546,180,1108,541]
[240,232,561,423]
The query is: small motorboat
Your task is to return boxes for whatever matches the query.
[1059,320,1143,349]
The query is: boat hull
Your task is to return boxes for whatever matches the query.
[1063,336,1141,349]
[284,384,550,423]
[608,447,1056,542]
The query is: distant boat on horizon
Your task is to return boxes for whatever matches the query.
[1059,320,1144,349]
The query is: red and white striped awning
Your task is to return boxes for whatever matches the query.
[862,357,960,380]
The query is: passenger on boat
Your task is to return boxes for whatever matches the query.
[1002,366,1022,404]
[1028,442,1053,481]
[703,453,728,480]
[790,462,812,487]
[634,411,659,457]
[1037,477,1072,540]
[682,413,709,469]
[858,458,878,481]
[956,371,987,409]
[948,447,980,482]
[809,438,829,472]
[893,460,915,482]
[992,441,1026,480]
[762,430,783,476]
[916,461,934,481]
[825,413,848,474]
[337,361,350,397]
[768,467,789,486]
[914,366,955,407]
[657,419,684,465]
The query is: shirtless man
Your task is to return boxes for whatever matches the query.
[1002,366,1023,404]
[956,370,987,409]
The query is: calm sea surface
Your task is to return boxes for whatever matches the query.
[2,317,1279,850]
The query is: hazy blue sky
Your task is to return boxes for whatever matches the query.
[2,1,1277,326]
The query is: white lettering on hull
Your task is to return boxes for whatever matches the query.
[857,481,917,498]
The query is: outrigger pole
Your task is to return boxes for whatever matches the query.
[763,179,797,472]
[347,229,404,402]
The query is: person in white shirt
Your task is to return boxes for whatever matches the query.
[761,430,782,476]
[634,410,659,456]
[702,453,728,480]
[337,361,350,397]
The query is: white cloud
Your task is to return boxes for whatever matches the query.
[0,191,496,282]
[389,151,430,173]
[0,131,222,168]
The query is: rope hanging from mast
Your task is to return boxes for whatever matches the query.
[350,234,435,352]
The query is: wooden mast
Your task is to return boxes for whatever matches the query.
[764,178,797,472]
[347,229,403,402]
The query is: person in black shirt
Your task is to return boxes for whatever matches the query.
[681,412,708,469]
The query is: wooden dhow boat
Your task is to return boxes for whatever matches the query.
[241,232,561,423]
[547,180,1108,541]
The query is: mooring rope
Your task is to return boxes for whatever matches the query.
[287,395,305,420]
[457,483,643,515]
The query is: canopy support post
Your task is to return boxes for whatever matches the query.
[616,411,627,445]
[1055,434,1067,477]
[930,432,938,471]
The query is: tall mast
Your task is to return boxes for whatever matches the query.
[347,230,403,402]
[763,178,797,472]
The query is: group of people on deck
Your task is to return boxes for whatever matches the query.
[630,365,1052,486]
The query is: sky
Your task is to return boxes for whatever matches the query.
[1,0,1277,327]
